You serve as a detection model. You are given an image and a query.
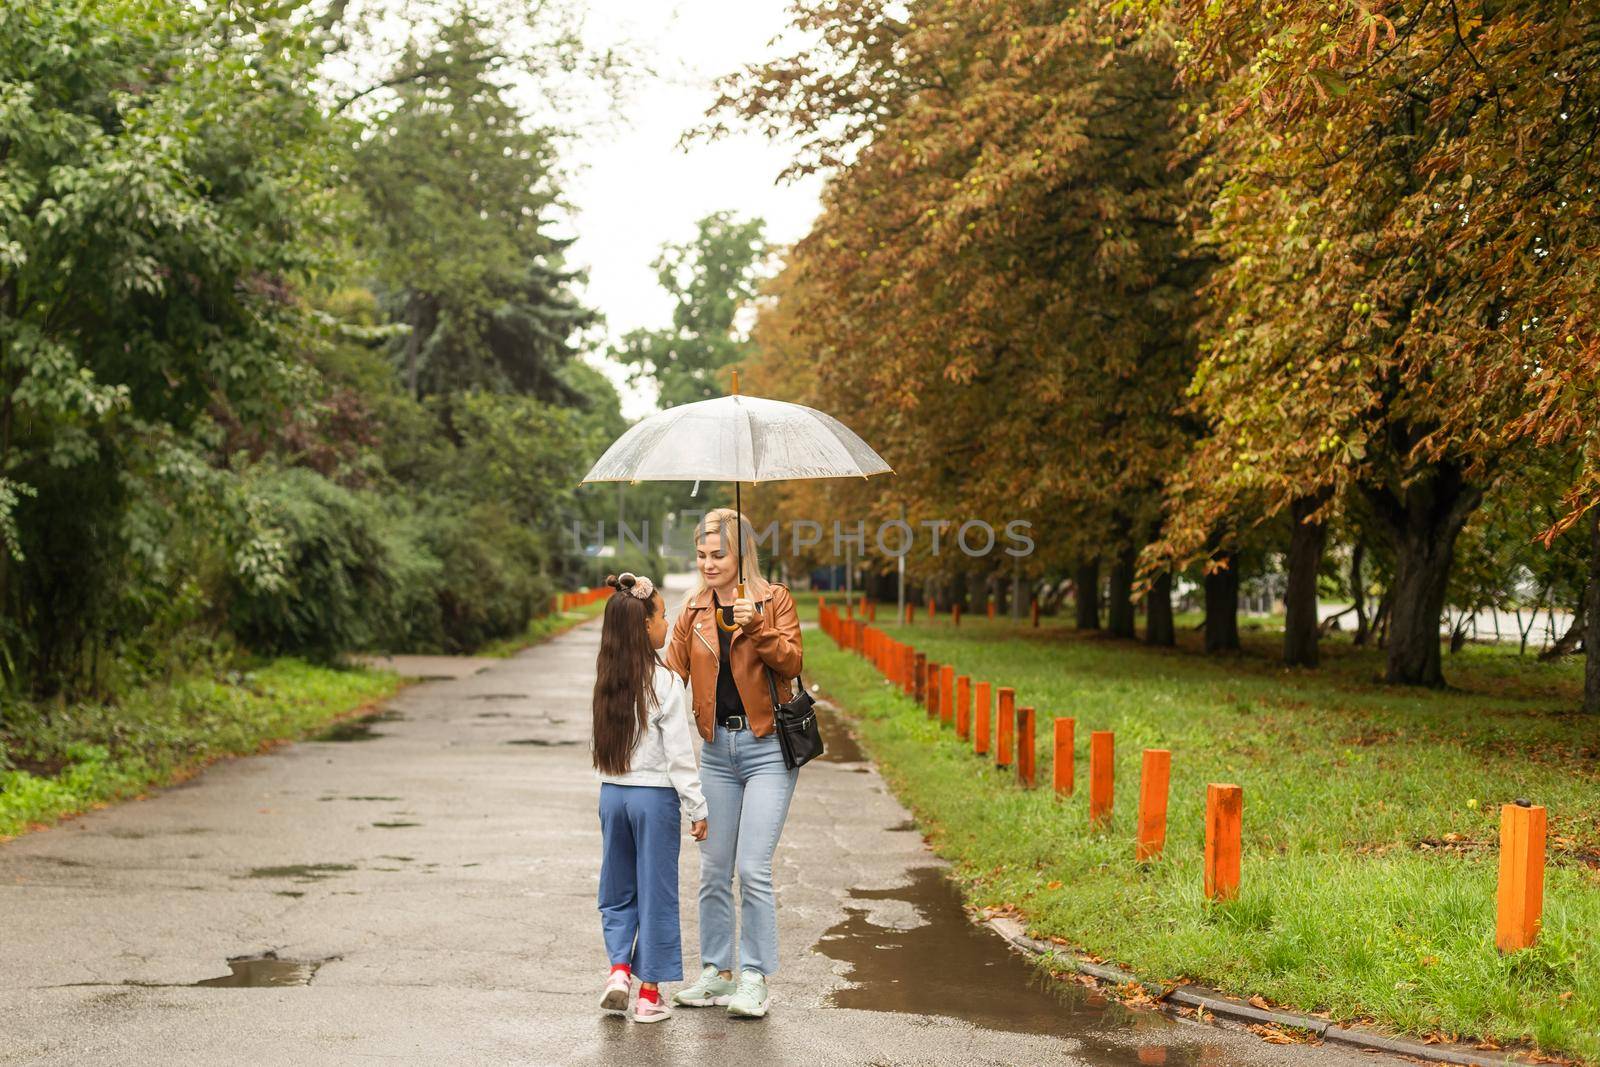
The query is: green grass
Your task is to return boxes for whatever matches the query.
[800,597,1600,1062]
[475,601,606,657]
[0,659,405,840]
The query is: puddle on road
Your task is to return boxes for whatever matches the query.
[503,738,580,747]
[466,693,529,701]
[318,794,402,803]
[371,820,419,829]
[244,863,356,883]
[193,952,324,987]
[814,867,1226,1066]
[313,709,405,742]
[818,721,868,765]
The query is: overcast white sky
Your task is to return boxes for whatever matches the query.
[556,1,825,419]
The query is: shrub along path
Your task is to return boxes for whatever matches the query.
[802,596,1600,1064]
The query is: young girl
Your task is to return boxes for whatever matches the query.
[592,572,708,1023]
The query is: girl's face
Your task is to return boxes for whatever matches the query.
[696,528,735,589]
[645,593,668,650]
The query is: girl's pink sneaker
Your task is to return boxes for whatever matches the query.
[599,969,630,1015]
[631,993,672,1023]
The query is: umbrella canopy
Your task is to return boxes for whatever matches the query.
[580,393,892,485]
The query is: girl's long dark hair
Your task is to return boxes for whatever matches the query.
[592,573,664,776]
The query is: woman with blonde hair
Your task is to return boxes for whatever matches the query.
[663,507,804,1019]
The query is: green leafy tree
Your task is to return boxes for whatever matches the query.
[612,211,768,409]
[0,0,344,694]
[352,9,595,401]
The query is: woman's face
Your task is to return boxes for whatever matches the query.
[645,593,668,650]
[696,528,735,589]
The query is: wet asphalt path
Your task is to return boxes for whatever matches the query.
[0,578,1387,1066]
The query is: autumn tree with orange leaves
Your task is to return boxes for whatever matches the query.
[1147,0,1600,693]
[713,0,1206,641]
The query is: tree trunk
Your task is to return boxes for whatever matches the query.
[405,296,423,397]
[1284,493,1329,667]
[1367,466,1483,686]
[1203,553,1241,652]
[1350,543,1368,645]
[1538,594,1584,661]
[1073,557,1101,630]
[1145,571,1175,646]
[1586,509,1600,714]
[1107,544,1136,638]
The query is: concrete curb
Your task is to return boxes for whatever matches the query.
[984,917,1527,1067]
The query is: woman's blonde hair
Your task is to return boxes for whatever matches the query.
[686,507,774,606]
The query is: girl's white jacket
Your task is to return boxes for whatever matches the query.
[596,661,708,822]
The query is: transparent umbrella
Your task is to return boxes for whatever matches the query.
[580,372,893,630]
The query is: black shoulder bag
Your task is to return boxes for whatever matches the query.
[765,668,823,770]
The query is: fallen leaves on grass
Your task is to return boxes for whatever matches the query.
[1117,981,1156,1007]
[1247,1023,1321,1046]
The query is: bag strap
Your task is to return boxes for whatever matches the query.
[763,664,803,708]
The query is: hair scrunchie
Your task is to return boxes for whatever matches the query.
[605,572,655,601]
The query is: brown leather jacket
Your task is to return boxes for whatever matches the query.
[664,583,804,741]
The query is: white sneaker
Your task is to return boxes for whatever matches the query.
[726,970,770,1018]
[673,964,736,1007]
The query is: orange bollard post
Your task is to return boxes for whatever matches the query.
[1052,718,1075,797]
[913,653,926,703]
[1016,706,1036,787]
[1089,731,1114,827]
[1204,783,1243,900]
[973,682,991,756]
[1496,801,1547,952]
[955,676,971,739]
[1136,749,1172,862]
[1031,599,1040,627]
[905,603,914,625]
[925,661,940,719]
[995,687,1015,767]
[940,664,954,727]
[868,600,876,622]
[902,645,914,695]
[953,603,961,627]
[987,601,995,620]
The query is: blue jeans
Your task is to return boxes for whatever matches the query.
[698,728,798,977]
[597,783,682,983]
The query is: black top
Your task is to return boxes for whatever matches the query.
[712,591,744,725]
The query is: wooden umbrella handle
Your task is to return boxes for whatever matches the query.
[716,582,747,632]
